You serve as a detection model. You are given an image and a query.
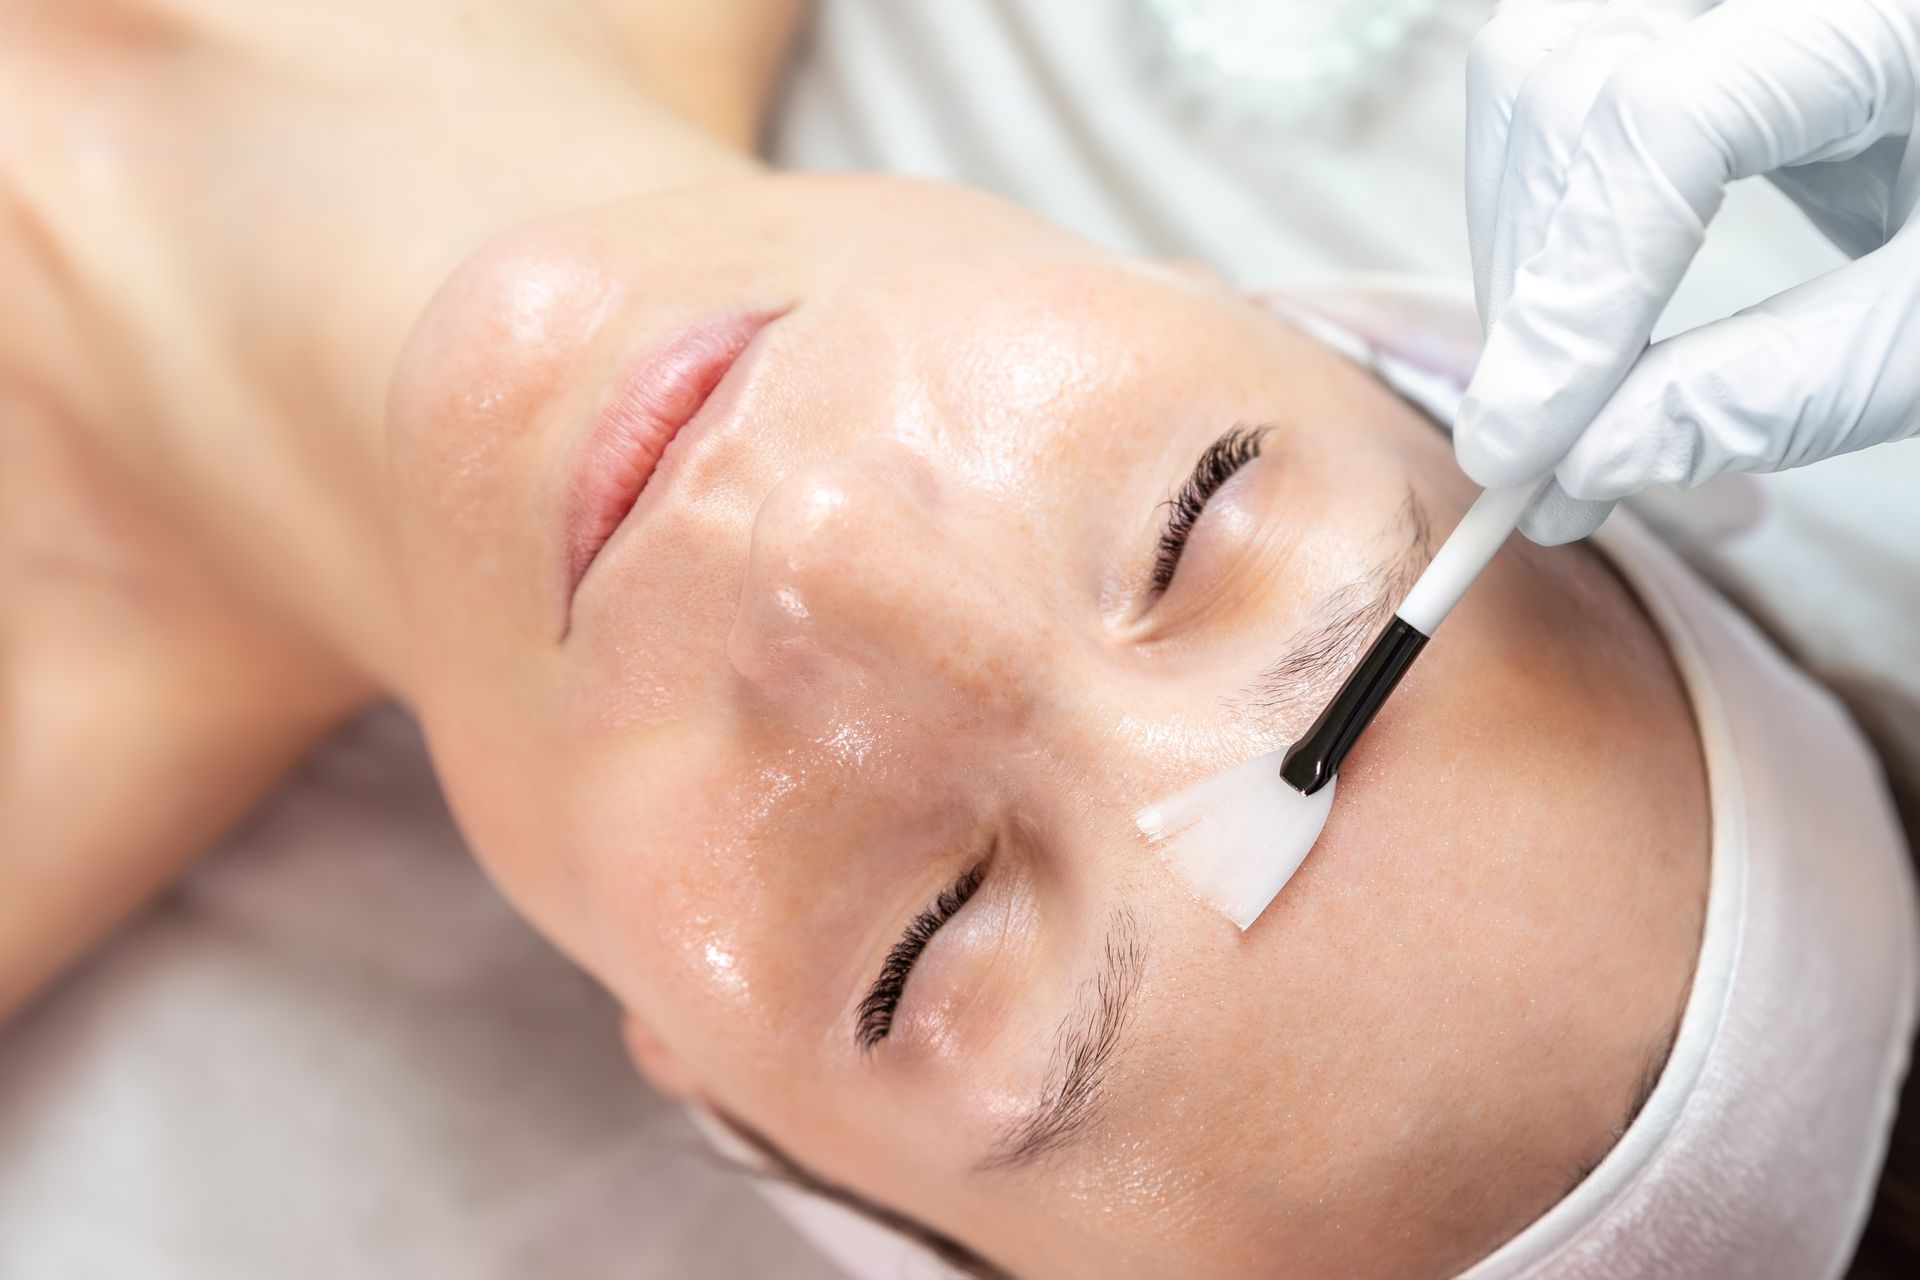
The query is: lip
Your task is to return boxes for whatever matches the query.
[561,308,780,627]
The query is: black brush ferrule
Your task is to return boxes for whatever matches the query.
[1279,615,1430,795]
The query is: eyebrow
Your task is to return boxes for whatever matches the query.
[1236,486,1434,727]
[976,911,1146,1174]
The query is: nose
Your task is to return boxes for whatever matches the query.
[729,446,1047,724]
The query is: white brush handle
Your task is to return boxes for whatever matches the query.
[1396,479,1551,634]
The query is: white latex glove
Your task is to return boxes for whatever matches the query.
[1457,0,1920,544]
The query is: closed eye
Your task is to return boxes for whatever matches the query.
[856,863,986,1052]
[1149,424,1269,594]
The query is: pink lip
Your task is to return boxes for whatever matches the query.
[561,309,777,623]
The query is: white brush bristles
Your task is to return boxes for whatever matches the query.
[1133,749,1337,931]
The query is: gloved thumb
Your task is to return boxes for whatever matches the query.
[1515,480,1614,546]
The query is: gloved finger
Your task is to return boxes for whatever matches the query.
[1556,232,1920,501]
[1768,147,1907,260]
[1481,0,1713,329]
[1459,0,1914,492]
[1465,0,1608,325]
[1515,477,1615,545]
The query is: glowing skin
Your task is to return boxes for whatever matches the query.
[2,8,1709,1279]
[389,180,1709,1280]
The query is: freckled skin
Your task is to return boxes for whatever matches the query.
[389,175,1709,1279]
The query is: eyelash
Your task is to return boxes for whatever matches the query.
[1149,425,1269,593]
[857,864,985,1052]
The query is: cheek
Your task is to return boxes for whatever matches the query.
[546,736,891,1072]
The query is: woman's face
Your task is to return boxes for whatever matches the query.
[388,176,1705,1279]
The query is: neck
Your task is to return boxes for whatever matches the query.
[4,0,763,699]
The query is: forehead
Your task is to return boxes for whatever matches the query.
[905,259,1291,428]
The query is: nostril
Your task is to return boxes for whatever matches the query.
[727,469,863,687]
[727,579,822,687]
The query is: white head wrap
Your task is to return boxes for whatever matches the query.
[707,284,1920,1280]
[1459,488,1916,1279]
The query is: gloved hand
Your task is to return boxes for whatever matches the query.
[1456,0,1920,544]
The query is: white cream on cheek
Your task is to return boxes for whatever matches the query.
[1136,749,1337,929]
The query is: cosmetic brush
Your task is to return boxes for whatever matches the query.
[1135,478,1550,930]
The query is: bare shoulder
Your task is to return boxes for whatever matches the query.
[0,390,370,807]
[0,396,370,1022]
